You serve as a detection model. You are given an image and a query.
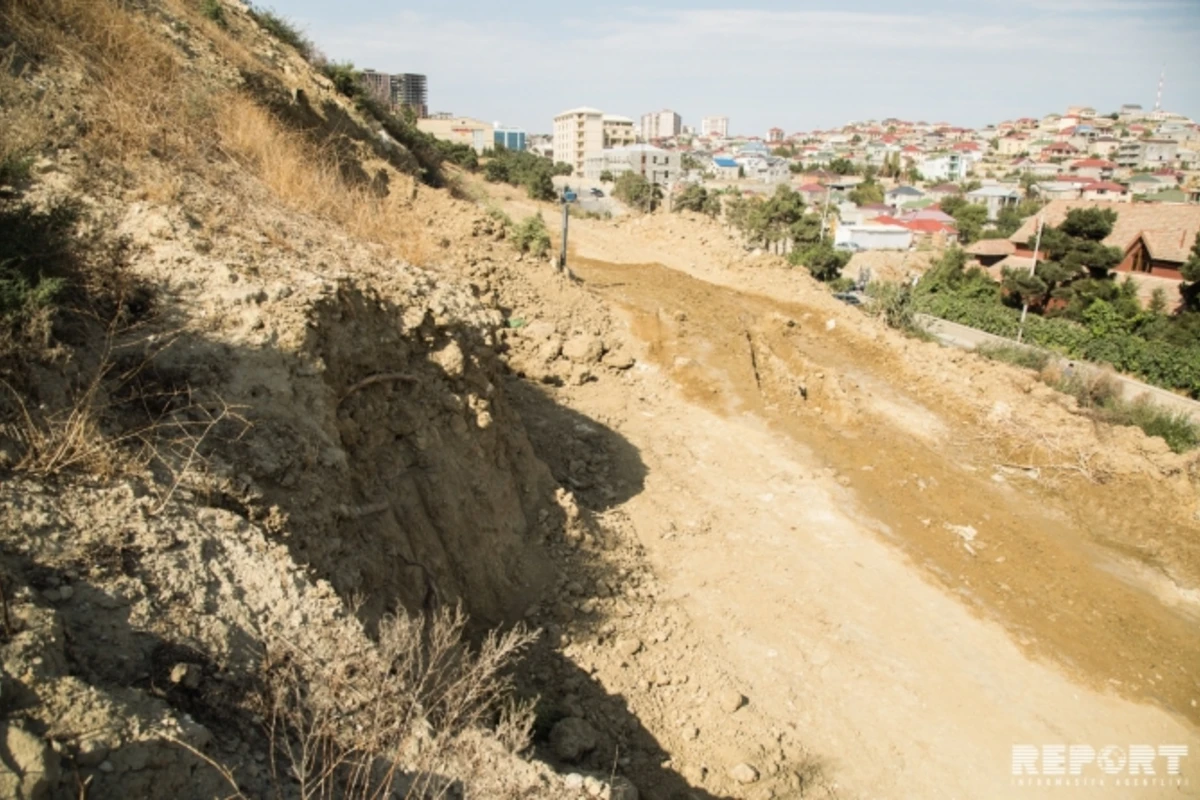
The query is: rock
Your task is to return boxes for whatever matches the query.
[602,350,635,370]
[524,320,557,341]
[75,739,109,768]
[549,717,598,763]
[0,724,59,799]
[431,340,466,378]
[615,638,641,658]
[56,585,72,601]
[682,725,699,741]
[718,688,746,713]
[562,335,605,364]
[583,775,603,796]
[564,773,585,790]
[169,662,202,690]
[729,763,759,784]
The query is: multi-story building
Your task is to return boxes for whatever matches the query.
[493,123,526,152]
[602,115,637,148]
[359,69,393,106]
[640,109,682,142]
[768,127,784,143]
[416,116,491,154]
[701,116,729,138]
[582,144,681,187]
[389,73,428,118]
[553,107,605,174]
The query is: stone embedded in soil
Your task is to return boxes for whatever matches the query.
[0,723,60,800]
[549,717,599,763]
[562,335,605,364]
[719,688,747,713]
[616,638,642,657]
[729,762,760,784]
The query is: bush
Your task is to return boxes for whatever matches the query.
[790,241,850,282]
[673,184,721,216]
[200,0,226,26]
[511,214,550,258]
[865,281,921,331]
[0,199,79,332]
[247,5,313,61]
[483,148,560,201]
[1111,402,1199,454]
[612,172,659,211]
[975,343,1051,371]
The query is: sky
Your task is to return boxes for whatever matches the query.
[272,0,1200,136]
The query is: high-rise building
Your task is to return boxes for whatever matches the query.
[553,107,604,174]
[359,69,393,106]
[701,115,729,138]
[389,73,428,118]
[355,70,429,117]
[640,109,682,142]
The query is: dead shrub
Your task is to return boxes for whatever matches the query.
[263,605,538,800]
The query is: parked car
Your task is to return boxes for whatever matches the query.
[590,188,604,197]
[834,241,863,252]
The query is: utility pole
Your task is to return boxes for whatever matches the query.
[1016,214,1044,344]
[819,185,832,243]
[558,187,574,272]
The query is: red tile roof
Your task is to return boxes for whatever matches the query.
[1071,158,1116,169]
[1082,181,1126,192]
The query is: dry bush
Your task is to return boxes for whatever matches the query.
[216,93,427,262]
[263,605,538,800]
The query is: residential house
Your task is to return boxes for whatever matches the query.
[966,186,1021,221]
[1116,139,1179,169]
[1040,141,1079,161]
[917,152,966,181]
[794,183,828,204]
[997,132,1030,157]
[710,157,740,180]
[1069,158,1116,181]
[834,222,913,251]
[1089,137,1120,158]
[1008,199,1200,280]
[1080,181,1131,203]
[602,115,638,148]
[885,185,925,209]
[964,238,1017,267]
[583,144,681,186]
[925,183,962,203]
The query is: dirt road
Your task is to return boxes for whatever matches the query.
[478,185,1200,795]
[557,255,1199,797]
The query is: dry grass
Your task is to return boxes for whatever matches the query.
[262,606,538,800]
[3,0,213,165]
[216,93,427,262]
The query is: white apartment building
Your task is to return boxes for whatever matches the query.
[640,109,682,142]
[701,116,729,138]
[553,107,604,174]
[583,144,681,186]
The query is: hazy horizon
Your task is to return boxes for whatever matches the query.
[271,0,1200,137]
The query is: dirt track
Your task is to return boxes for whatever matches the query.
[475,183,1200,795]
[563,256,1199,796]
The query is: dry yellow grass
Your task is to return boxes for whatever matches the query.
[216,92,427,262]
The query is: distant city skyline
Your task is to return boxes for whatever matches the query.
[273,0,1200,135]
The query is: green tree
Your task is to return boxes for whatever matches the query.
[790,241,850,282]
[674,184,721,216]
[1001,207,1122,311]
[599,169,614,183]
[939,197,988,244]
[1180,232,1200,311]
[848,180,884,206]
[526,170,556,202]
[828,157,858,175]
[613,172,660,211]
